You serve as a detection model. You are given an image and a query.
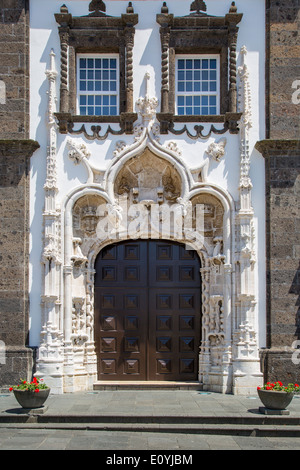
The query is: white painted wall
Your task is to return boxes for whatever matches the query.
[29,0,266,347]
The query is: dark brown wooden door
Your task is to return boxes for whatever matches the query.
[94,240,201,381]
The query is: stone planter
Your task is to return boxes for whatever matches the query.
[13,388,50,409]
[257,389,294,411]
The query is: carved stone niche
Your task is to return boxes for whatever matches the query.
[190,193,224,258]
[73,194,107,252]
[54,1,138,133]
[114,148,182,205]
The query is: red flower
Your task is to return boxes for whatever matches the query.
[295,384,299,388]
[9,387,13,392]
[278,381,283,386]
[34,389,39,393]
[33,377,38,383]
[257,387,261,390]
[23,381,27,384]
[266,386,271,390]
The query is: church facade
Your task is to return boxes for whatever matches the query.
[0,0,299,395]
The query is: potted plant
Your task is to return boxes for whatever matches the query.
[257,381,299,410]
[9,377,50,409]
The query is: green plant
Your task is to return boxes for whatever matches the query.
[9,377,49,393]
[257,381,300,393]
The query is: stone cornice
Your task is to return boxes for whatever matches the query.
[255,139,300,156]
[0,139,40,157]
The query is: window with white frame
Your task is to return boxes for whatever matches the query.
[77,54,119,116]
[176,55,219,116]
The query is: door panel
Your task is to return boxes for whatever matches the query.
[95,240,201,381]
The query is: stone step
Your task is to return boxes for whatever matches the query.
[1,421,300,437]
[1,412,300,426]
[93,381,203,391]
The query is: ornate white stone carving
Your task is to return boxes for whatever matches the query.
[36,50,64,393]
[206,138,227,162]
[136,72,159,123]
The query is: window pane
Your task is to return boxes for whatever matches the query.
[186,82,193,92]
[194,82,200,92]
[110,59,117,68]
[176,56,219,116]
[202,59,209,69]
[194,59,201,69]
[210,82,217,92]
[202,82,209,92]
[110,82,116,92]
[186,71,193,81]
[178,82,185,92]
[78,55,119,116]
[178,59,185,69]
[210,59,217,69]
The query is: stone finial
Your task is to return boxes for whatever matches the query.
[190,0,207,14]
[161,2,169,14]
[126,2,134,14]
[60,4,69,14]
[229,1,238,13]
[89,0,106,14]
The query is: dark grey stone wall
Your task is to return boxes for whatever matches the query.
[258,0,300,384]
[0,1,39,390]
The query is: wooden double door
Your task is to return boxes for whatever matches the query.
[95,240,201,381]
